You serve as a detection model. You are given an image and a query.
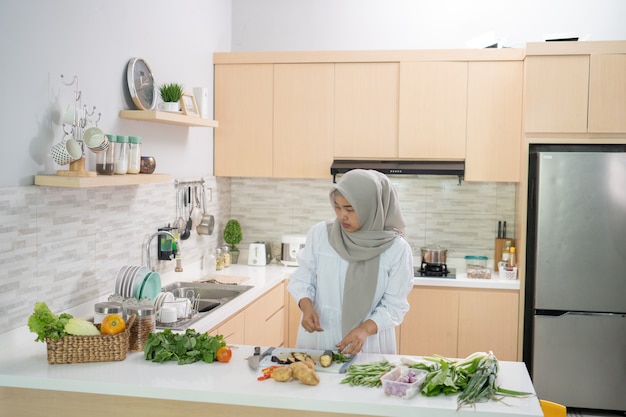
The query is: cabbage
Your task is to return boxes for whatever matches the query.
[64,318,100,336]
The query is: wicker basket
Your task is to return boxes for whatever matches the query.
[46,314,136,364]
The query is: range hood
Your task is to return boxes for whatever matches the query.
[330,160,465,183]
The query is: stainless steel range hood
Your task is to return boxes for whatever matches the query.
[330,160,464,183]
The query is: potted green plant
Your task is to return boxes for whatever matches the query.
[159,82,184,112]
[223,219,243,264]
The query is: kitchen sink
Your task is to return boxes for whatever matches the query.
[157,281,253,330]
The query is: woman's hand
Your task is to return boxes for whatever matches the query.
[336,320,378,355]
[299,298,323,333]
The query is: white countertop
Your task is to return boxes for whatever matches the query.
[0,262,531,416]
[0,342,541,417]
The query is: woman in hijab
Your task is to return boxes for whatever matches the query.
[288,169,414,355]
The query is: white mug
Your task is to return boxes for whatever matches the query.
[170,298,191,318]
[50,135,82,165]
[83,127,109,152]
[157,305,178,323]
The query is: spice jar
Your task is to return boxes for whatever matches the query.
[127,136,141,174]
[93,302,123,324]
[96,134,116,175]
[221,245,231,267]
[215,247,224,270]
[114,135,129,174]
[125,305,155,351]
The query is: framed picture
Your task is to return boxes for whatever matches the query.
[180,92,200,116]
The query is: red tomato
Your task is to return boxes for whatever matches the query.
[216,346,232,363]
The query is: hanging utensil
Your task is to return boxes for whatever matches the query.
[180,187,191,240]
[174,187,186,235]
[197,185,214,235]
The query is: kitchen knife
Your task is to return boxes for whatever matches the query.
[247,346,275,369]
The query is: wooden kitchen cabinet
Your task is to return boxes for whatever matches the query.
[523,55,590,133]
[207,282,286,347]
[398,61,467,160]
[400,287,459,358]
[457,289,519,359]
[465,61,523,182]
[399,286,519,361]
[214,64,274,177]
[273,63,335,178]
[334,63,399,159]
[588,54,626,133]
[211,310,245,344]
[244,282,286,346]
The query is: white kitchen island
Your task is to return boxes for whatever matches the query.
[0,341,541,417]
[0,262,527,417]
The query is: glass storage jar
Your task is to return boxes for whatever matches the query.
[221,245,231,267]
[114,135,129,174]
[127,136,141,174]
[215,247,224,270]
[93,301,123,324]
[125,305,155,351]
[96,134,116,175]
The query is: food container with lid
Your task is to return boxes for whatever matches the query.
[380,366,427,399]
[465,255,491,279]
[93,302,123,324]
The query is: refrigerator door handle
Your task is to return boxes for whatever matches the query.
[536,310,625,317]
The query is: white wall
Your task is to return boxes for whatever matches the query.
[232,0,626,51]
[0,0,231,187]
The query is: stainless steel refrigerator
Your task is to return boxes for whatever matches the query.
[524,144,626,412]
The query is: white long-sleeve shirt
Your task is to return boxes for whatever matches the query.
[287,221,414,354]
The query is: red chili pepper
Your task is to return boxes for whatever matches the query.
[257,365,283,381]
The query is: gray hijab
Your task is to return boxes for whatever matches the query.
[327,169,406,336]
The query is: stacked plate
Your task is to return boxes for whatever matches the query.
[138,271,161,300]
[114,265,153,299]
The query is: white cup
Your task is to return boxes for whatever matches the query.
[169,298,191,318]
[83,126,108,152]
[50,135,82,165]
[157,305,178,323]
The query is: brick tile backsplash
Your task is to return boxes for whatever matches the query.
[0,175,515,334]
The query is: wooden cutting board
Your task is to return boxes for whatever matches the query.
[257,347,356,373]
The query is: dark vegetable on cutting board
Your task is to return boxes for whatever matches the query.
[319,350,334,368]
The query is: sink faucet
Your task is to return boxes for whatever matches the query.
[144,230,180,271]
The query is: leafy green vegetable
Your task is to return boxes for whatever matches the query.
[143,328,226,365]
[27,302,72,342]
[409,351,532,409]
[333,350,351,363]
[64,318,100,336]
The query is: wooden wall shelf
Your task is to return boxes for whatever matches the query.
[119,110,219,127]
[34,173,171,188]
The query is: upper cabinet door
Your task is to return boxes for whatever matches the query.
[524,55,590,133]
[588,54,626,133]
[334,63,399,159]
[399,61,467,160]
[465,61,523,182]
[273,64,335,179]
[214,64,274,177]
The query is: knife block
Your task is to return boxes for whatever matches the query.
[494,238,515,272]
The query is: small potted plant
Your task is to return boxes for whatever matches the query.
[223,219,243,264]
[159,82,184,112]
